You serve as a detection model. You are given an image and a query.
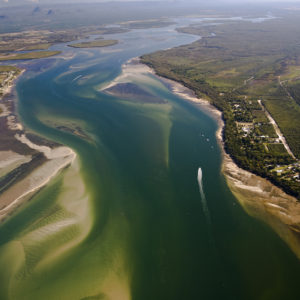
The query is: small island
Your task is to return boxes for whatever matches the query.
[68,39,118,48]
[0,51,61,61]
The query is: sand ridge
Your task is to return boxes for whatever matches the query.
[0,68,77,222]
[0,134,76,222]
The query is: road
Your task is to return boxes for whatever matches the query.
[258,99,296,159]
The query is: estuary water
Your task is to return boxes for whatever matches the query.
[1,18,300,300]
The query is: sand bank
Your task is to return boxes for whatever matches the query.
[0,151,31,178]
[135,57,300,259]
[99,57,156,91]
[0,68,77,222]
[0,135,76,222]
[223,154,300,259]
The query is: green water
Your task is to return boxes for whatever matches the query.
[1,23,300,300]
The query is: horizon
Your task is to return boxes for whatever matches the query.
[2,0,300,6]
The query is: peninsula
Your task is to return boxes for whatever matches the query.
[0,64,75,223]
[141,14,300,257]
[141,16,300,199]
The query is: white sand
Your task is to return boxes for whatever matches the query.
[15,134,75,159]
[0,151,31,169]
[99,57,155,91]
[0,104,9,117]
[0,150,32,178]
[0,68,79,224]
[0,134,76,221]
[7,115,23,131]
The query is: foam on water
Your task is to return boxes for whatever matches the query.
[197,168,211,225]
[197,167,215,249]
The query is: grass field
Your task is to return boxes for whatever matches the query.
[252,110,269,123]
[0,65,19,72]
[0,51,61,61]
[68,40,118,48]
[258,124,278,138]
[22,43,52,51]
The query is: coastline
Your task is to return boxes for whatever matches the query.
[0,67,77,223]
[133,57,300,259]
[5,55,300,259]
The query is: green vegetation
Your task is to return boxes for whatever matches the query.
[0,30,88,53]
[68,40,118,48]
[0,66,19,72]
[0,65,21,115]
[288,80,300,105]
[0,51,61,61]
[141,14,300,198]
[268,143,288,155]
[22,43,52,51]
[0,66,21,97]
[252,110,268,123]
[0,26,125,54]
[257,124,277,138]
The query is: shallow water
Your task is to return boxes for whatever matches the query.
[1,18,300,300]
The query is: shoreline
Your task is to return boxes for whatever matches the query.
[0,67,77,223]
[132,57,300,259]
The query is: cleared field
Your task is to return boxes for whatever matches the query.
[252,110,269,123]
[267,143,289,156]
[258,124,278,138]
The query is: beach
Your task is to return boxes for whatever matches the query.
[4,55,300,258]
[0,69,77,222]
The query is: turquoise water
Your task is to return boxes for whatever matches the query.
[1,20,300,300]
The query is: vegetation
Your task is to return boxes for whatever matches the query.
[141,14,300,198]
[0,30,87,53]
[0,51,61,61]
[22,43,52,51]
[0,65,19,72]
[68,40,118,48]
[0,66,21,97]
[0,65,21,115]
[0,26,128,54]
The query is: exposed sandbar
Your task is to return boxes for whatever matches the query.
[0,69,76,223]
[0,134,76,222]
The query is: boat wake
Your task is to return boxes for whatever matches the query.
[197,168,212,226]
[197,167,216,249]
